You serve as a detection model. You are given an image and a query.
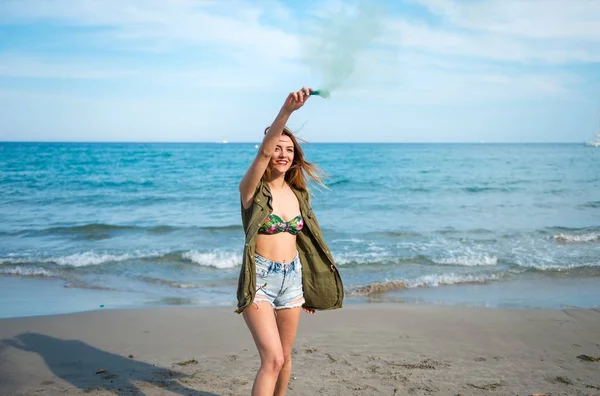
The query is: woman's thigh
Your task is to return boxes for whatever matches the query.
[243,302,283,360]
[275,307,302,358]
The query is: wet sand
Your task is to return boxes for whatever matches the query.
[1,304,599,395]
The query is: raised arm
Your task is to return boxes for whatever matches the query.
[239,87,312,209]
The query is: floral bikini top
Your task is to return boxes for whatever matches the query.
[258,213,304,235]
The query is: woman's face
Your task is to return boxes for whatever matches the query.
[270,134,295,174]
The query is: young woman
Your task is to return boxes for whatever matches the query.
[237,87,343,396]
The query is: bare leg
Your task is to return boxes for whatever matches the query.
[273,307,302,396]
[243,302,285,396]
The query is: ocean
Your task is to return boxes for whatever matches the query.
[1,142,599,318]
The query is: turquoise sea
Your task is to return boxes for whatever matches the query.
[1,142,599,318]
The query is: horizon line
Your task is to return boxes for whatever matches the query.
[0,140,590,145]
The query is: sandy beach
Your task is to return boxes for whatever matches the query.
[0,304,599,396]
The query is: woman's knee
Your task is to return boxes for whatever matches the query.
[261,353,285,373]
[283,353,293,366]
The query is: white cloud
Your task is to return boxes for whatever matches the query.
[384,18,600,64]
[0,0,300,62]
[413,0,600,41]
[0,0,598,143]
[0,55,136,79]
[0,0,308,90]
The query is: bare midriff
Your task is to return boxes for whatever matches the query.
[255,233,298,263]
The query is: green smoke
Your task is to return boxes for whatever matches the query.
[302,0,385,96]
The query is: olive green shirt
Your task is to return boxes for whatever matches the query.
[236,180,344,313]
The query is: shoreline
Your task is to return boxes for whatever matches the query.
[2,273,600,320]
[1,304,599,395]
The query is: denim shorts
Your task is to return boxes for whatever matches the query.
[253,253,305,310]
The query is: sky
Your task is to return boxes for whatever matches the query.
[0,0,599,143]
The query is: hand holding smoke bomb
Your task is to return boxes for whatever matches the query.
[282,87,313,114]
[309,89,331,99]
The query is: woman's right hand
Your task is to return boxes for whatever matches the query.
[303,307,316,315]
[282,87,313,114]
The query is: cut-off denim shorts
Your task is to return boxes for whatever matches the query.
[253,253,305,310]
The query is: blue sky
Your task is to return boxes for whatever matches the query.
[0,0,599,143]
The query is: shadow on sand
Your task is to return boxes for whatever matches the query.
[1,332,218,395]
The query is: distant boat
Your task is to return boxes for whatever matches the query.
[585,109,600,147]
[586,133,600,148]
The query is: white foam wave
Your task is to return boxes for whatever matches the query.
[349,272,501,296]
[334,244,498,267]
[553,232,600,243]
[405,273,501,288]
[331,238,367,244]
[434,255,498,266]
[51,252,137,267]
[174,282,199,288]
[406,238,500,266]
[333,251,392,266]
[182,250,241,269]
[140,276,200,288]
[0,251,164,267]
[514,260,600,271]
[0,266,58,277]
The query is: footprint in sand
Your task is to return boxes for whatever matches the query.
[325,353,338,362]
[467,382,504,391]
[549,375,573,385]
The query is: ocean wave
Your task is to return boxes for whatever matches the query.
[375,231,423,238]
[553,232,600,243]
[52,252,150,267]
[542,188,567,195]
[406,239,500,267]
[348,273,501,296]
[0,251,164,267]
[433,254,498,266]
[333,252,399,266]
[515,261,600,271]
[434,228,495,235]
[407,186,431,193]
[579,201,600,209]
[463,186,515,193]
[182,250,241,269]
[8,223,242,238]
[325,178,386,189]
[200,225,243,232]
[138,276,199,289]
[335,249,596,271]
[62,280,115,291]
[331,238,369,244]
[327,178,351,187]
[42,223,138,234]
[333,249,498,268]
[0,266,59,278]
[0,248,241,269]
[79,179,156,189]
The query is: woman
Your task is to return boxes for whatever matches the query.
[237,87,344,396]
